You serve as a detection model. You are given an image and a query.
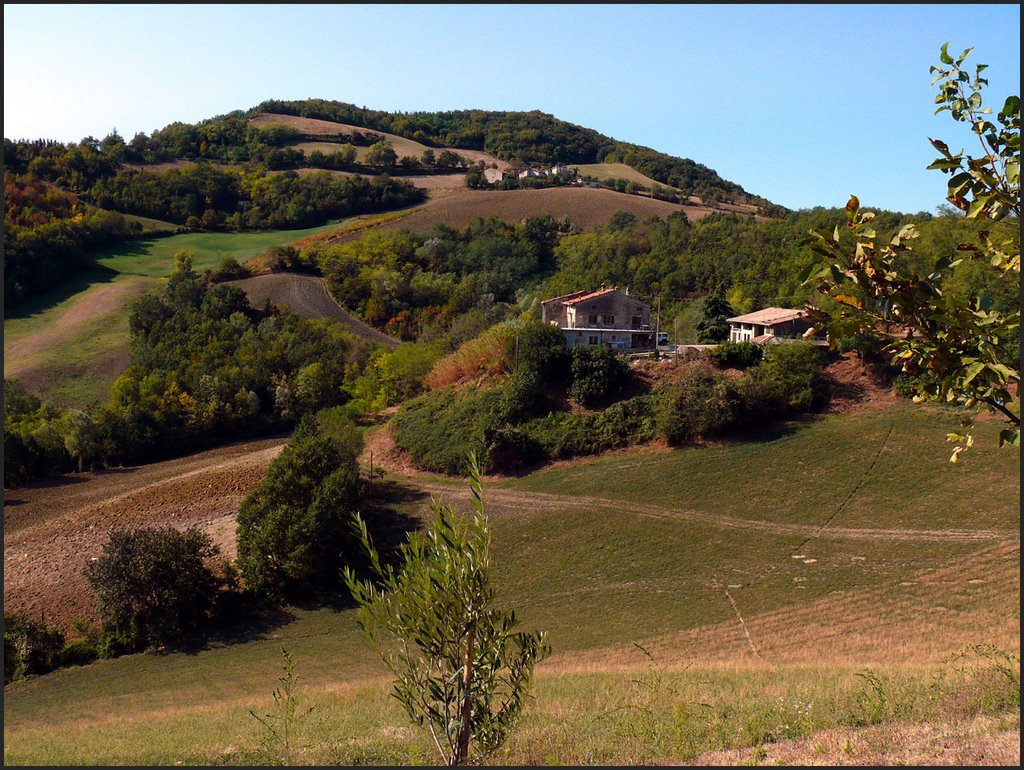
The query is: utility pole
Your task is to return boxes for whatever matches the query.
[654,295,661,352]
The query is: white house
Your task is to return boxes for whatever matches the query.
[726,307,818,343]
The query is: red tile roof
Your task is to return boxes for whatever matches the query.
[563,288,619,306]
[541,290,590,305]
[727,307,807,325]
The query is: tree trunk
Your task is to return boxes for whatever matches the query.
[453,623,476,766]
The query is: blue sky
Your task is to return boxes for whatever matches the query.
[4,4,1020,213]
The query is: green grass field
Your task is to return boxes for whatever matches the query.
[4,403,1018,764]
[92,220,351,277]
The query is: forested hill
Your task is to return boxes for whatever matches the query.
[251,99,782,213]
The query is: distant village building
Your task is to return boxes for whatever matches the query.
[516,164,579,182]
[726,307,820,344]
[483,168,506,184]
[542,286,655,350]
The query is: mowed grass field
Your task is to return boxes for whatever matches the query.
[3,272,161,408]
[91,220,350,277]
[3,403,1019,765]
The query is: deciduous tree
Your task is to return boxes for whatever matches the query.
[803,43,1019,459]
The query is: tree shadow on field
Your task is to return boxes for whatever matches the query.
[4,263,120,321]
[719,416,813,446]
[288,476,427,615]
[176,605,301,656]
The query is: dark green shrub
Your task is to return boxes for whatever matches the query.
[498,369,549,423]
[523,395,658,459]
[236,434,361,601]
[893,372,924,399]
[710,341,763,369]
[749,343,830,413]
[484,425,544,473]
[506,320,569,381]
[84,527,224,652]
[207,256,252,283]
[570,345,630,407]
[392,387,505,475]
[3,613,66,683]
[658,365,741,445]
[59,638,99,668]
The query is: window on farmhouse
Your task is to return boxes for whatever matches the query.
[602,314,615,325]
[589,336,598,345]
[588,314,599,324]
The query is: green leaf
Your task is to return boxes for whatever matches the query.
[999,428,1020,447]
[939,42,953,65]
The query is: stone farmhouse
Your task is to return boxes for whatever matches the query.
[726,307,820,344]
[542,286,655,350]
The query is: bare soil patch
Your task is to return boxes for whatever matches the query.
[824,351,900,413]
[3,437,287,630]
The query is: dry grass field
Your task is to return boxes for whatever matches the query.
[318,187,710,248]
[251,113,510,170]
[574,162,681,189]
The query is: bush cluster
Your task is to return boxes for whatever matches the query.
[708,340,764,369]
[569,345,630,407]
[660,344,831,446]
[236,418,364,601]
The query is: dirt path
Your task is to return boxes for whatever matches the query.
[409,479,1015,545]
[3,437,287,629]
[364,425,1017,546]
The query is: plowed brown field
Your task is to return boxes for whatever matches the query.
[3,437,287,630]
[227,273,398,346]
[322,187,708,246]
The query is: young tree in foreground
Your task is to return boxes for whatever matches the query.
[803,43,1019,460]
[345,455,549,766]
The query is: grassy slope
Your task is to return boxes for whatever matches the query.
[3,403,1018,764]
[3,273,160,408]
[3,221,352,407]
[92,220,349,277]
